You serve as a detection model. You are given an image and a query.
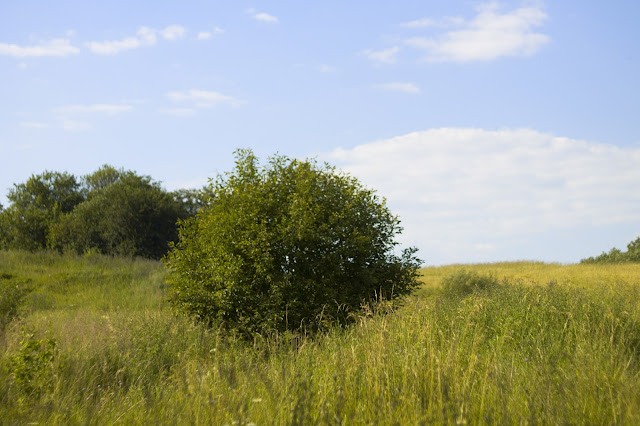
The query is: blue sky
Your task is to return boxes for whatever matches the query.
[2,1,639,265]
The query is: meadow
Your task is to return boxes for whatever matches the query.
[2,250,640,424]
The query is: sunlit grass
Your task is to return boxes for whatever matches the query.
[2,250,640,424]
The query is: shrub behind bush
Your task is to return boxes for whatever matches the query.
[441,269,500,298]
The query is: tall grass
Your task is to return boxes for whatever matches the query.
[1,250,640,424]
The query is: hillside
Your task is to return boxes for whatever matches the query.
[2,250,640,424]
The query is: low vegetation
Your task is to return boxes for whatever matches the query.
[2,250,640,424]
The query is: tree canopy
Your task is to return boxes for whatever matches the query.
[0,171,83,251]
[0,165,202,259]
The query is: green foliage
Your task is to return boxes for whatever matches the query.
[441,269,500,298]
[171,187,213,217]
[581,236,640,264]
[0,171,83,250]
[9,329,58,400]
[0,274,32,330]
[0,165,197,259]
[49,167,189,259]
[165,149,422,335]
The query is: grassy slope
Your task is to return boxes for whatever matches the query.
[1,251,640,424]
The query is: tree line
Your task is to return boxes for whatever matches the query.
[581,236,640,264]
[0,165,207,259]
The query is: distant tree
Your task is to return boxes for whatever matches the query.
[170,188,213,217]
[626,238,640,262]
[164,150,422,336]
[581,237,640,263]
[0,171,83,250]
[82,164,130,194]
[49,168,189,259]
[1,165,213,258]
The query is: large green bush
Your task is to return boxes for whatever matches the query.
[164,150,422,335]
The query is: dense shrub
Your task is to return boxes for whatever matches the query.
[0,274,32,330]
[164,150,422,335]
[441,269,500,298]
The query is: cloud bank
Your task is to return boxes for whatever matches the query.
[325,128,640,264]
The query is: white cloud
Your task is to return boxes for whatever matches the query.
[85,25,185,55]
[401,16,464,29]
[55,104,133,115]
[159,108,197,116]
[376,82,421,94]
[0,38,79,57]
[197,27,224,40]
[404,2,549,62]
[318,64,337,73]
[167,89,244,108]
[61,120,91,131]
[324,128,640,264]
[161,25,186,41]
[19,122,49,128]
[247,8,279,23]
[362,46,399,65]
[85,27,157,54]
[54,103,133,131]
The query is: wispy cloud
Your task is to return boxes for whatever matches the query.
[247,8,279,23]
[362,46,400,65]
[159,108,197,116]
[318,64,337,73]
[55,104,133,115]
[61,120,92,131]
[404,2,549,62]
[19,121,49,129]
[54,103,133,131]
[0,38,79,57]
[167,89,244,108]
[197,27,224,40]
[401,16,464,29]
[85,25,185,55]
[376,82,421,94]
[161,25,186,41]
[325,128,640,264]
[85,27,157,54]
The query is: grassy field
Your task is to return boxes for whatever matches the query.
[2,250,640,424]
